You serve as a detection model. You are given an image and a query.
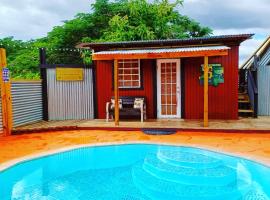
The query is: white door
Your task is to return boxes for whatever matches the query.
[157,59,181,118]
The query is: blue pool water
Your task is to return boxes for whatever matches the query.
[0,144,270,200]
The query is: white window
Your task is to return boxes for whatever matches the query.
[118,59,141,88]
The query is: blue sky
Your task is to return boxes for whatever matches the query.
[0,0,269,64]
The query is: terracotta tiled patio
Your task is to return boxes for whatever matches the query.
[1,130,270,171]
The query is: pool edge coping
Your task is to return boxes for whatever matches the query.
[1,141,270,172]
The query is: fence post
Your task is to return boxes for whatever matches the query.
[39,48,49,121]
[0,48,13,136]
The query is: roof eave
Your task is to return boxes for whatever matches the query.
[77,34,254,51]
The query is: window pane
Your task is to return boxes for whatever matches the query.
[166,74,172,83]
[161,64,165,73]
[172,64,176,72]
[118,59,140,88]
[119,81,124,87]
[126,63,132,68]
[172,84,176,93]
[119,69,124,74]
[161,76,166,83]
[166,66,172,73]
[132,75,139,80]
[123,74,132,80]
[167,85,171,93]
[119,75,124,81]
[119,63,124,68]
[172,95,177,104]
[125,81,132,87]
[132,69,139,74]
[171,105,177,115]
[167,95,172,104]
[161,105,166,115]
[167,106,172,114]
[161,84,166,94]
[124,69,132,74]
[161,95,166,104]
[172,73,176,82]
[132,81,140,87]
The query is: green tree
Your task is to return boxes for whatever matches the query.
[101,0,212,41]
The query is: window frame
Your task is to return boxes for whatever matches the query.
[112,59,143,90]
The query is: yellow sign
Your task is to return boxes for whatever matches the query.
[56,68,84,81]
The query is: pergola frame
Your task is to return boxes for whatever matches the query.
[0,48,13,136]
[93,49,229,127]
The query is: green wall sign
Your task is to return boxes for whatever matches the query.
[199,64,224,87]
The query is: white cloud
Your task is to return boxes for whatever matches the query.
[0,0,269,65]
[0,0,93,40]
[180,0,270,29]
[179,0,270,64]
[213,29,269,64]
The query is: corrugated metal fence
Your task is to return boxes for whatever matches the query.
[47,68,94,120]
[258,48,270,116]
[11,81,43,127]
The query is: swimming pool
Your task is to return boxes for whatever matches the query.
[0,144,269,200]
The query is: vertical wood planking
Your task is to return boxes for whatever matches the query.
[96,48,239,121]
[184,47,239,120]
[95,59,155,119]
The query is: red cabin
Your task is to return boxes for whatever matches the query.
[79,34,252,126]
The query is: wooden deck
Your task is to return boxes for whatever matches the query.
[12,120,87,133]
[12,117,270,133]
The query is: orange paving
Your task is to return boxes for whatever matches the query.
[1,130,270,170]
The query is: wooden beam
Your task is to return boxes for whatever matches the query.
[204,56,209,127]
[92,49,228,60]
[114,59,119,126]
[0,48,13,136]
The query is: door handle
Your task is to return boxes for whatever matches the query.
[177,86,180,93]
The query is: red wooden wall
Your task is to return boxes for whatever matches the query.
[95,59,155,119]
[184,46,239,119]
[95,46,239,120]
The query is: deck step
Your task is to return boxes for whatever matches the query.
[238,100,250,103]
[238,96,248,100]
[238,92,247,95]
[238,109,254,113]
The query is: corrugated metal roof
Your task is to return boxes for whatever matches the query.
[94,46,230,55]
[240,36,270,69]
[77,34,253,50]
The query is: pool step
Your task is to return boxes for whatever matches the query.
[143,155,236,186]
[157,149,223,169]
[242,188,270,200]
[132,163,250,200]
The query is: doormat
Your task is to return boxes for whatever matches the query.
[142,129,177,135]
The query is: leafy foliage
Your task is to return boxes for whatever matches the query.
[0,0,212,79]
